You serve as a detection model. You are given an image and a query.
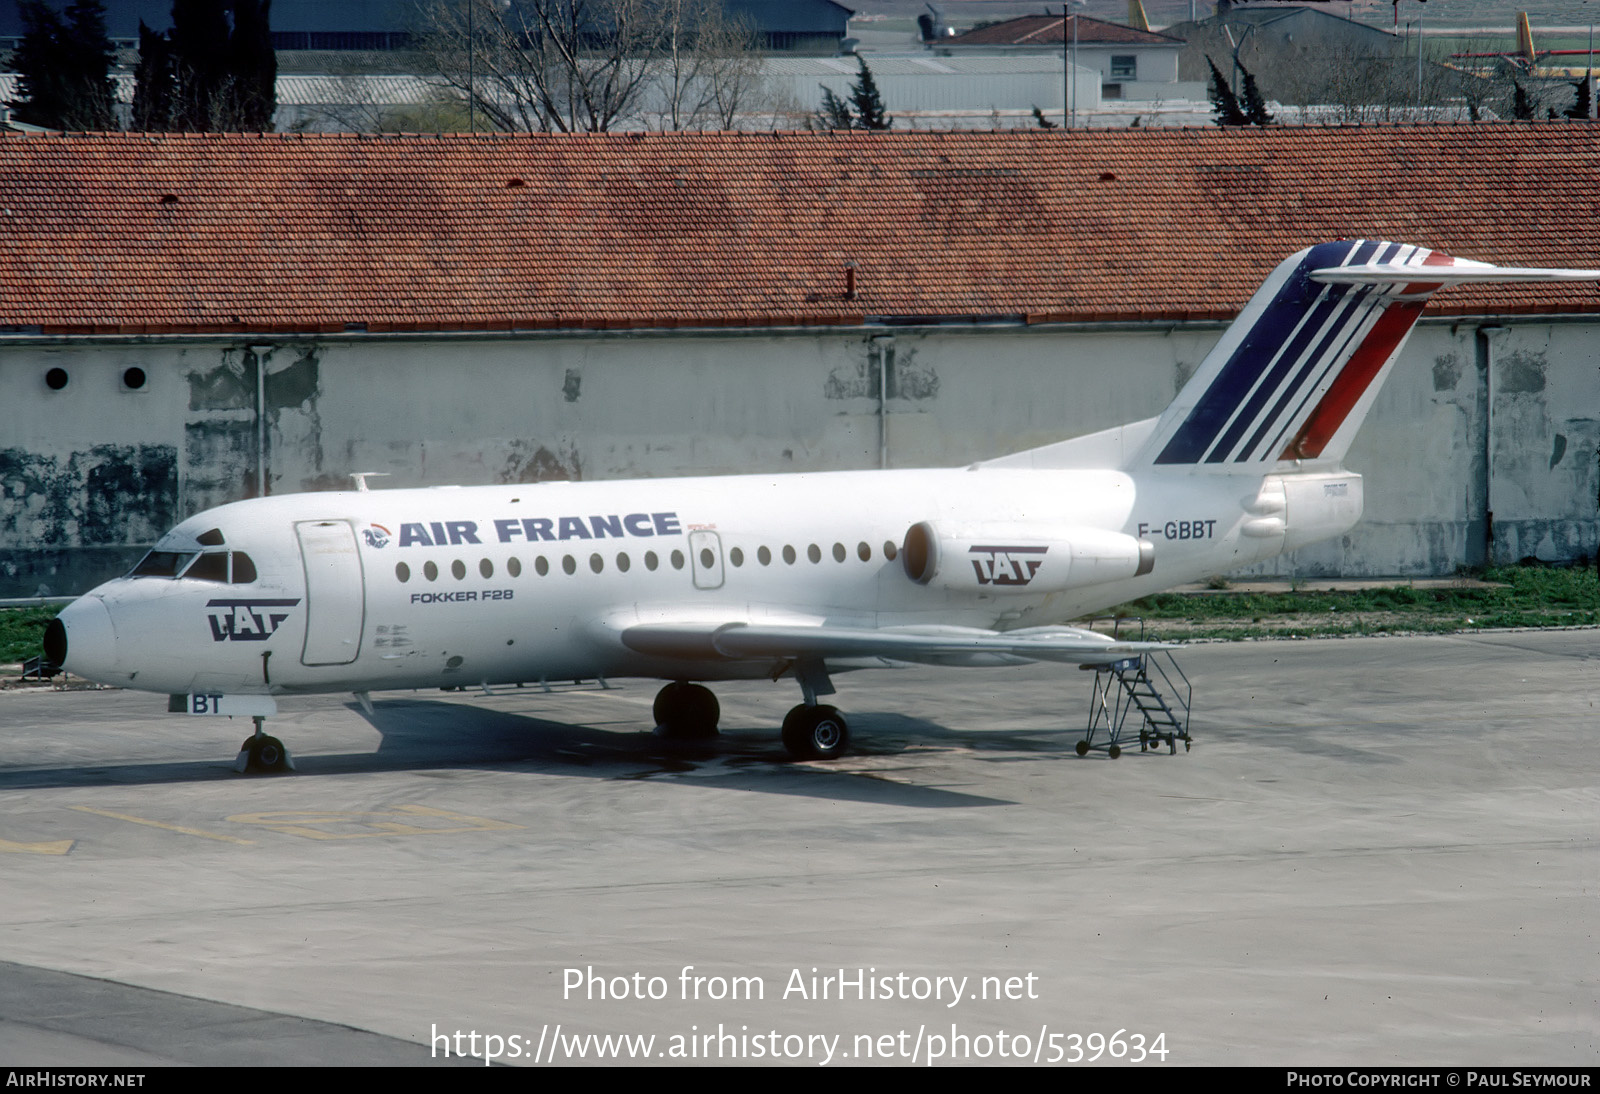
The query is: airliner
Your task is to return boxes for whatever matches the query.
[44,242,1598,770]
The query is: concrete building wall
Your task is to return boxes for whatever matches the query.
[2,319,1594,597]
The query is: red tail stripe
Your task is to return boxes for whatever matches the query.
[1280,300,1424,460]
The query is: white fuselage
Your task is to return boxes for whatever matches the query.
[58,463,1360,697]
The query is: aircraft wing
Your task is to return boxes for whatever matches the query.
[619,621,1173,668]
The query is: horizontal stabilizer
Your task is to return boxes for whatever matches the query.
[1311,262,1600,286]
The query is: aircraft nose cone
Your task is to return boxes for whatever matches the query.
[51,596,118,680]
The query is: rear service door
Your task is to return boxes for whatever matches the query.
[296,520,365,665]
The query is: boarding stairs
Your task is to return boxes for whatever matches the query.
[1077,618,1191,759]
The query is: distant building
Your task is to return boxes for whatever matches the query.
[933,13,1194,102]
[1166,3,1402,86]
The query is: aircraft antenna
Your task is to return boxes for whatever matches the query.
[350,472,391,492]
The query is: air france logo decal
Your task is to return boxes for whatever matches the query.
[390,512,682,547]
[362,524,392,548]
[969,545,1048,586]
[206,598,300,642]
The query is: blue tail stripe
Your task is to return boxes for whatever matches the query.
[1155,241,1371,465]
[1154,290,1311,463]
[1201,281,1356,463]
[1242,245,1412,462]
[1233,286,1384,462]
[1241,288,1387,462]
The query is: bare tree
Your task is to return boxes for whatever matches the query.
[413,0,763,133]
[650,0,764,130]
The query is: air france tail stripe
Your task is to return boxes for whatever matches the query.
[1154,241,1378,465]
[1215,244,1418,464]
[1280,299,1426,460]
[1245,244,1435,462]
[1154,293,1313,463]
[1203,281,1370,463]
[1246,288,1400,463]
[1236,287,1389,462]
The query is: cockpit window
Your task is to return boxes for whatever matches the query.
[182,552,230,583]
[129,550,196,578]
[196,528,226,546]
[178,551,259,584]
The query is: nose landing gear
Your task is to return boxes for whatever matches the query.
[235,715,295,774]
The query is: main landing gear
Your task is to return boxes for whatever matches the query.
[653,681,721,739]
[780,703,850,761]
[780,658,849,760]
[234,715,294,774]
[653,663,852,761]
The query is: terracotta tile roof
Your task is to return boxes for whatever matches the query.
[1,126,1597,336]
[946,14,1184,47]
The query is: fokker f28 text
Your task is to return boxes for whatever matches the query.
[46,242,1599,769]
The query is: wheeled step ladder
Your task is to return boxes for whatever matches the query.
[1077,618,1192,759]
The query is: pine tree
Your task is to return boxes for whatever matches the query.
[133,1,278,132]
[9,1,117,130]
[849,57,890,131]
[1512,79,1534,120]
[133,20,175,130]
[168,0,232,129]
[815,86,853,130]
[1239,61,1272,126]
[225,0,276,131]
[1206,56,1247,127]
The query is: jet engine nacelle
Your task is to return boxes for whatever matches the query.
[901,521,1154,594]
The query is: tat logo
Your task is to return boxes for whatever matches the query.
[206,598,300,642]
[362,524,392,548]
[969,545,1048,587]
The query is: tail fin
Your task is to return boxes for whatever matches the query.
[1517,11,1536,66]
[1132,240,1598,471]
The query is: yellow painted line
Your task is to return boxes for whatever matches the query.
[0,837,74,855]
[225,804,524,841]
[70,805,256,845]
